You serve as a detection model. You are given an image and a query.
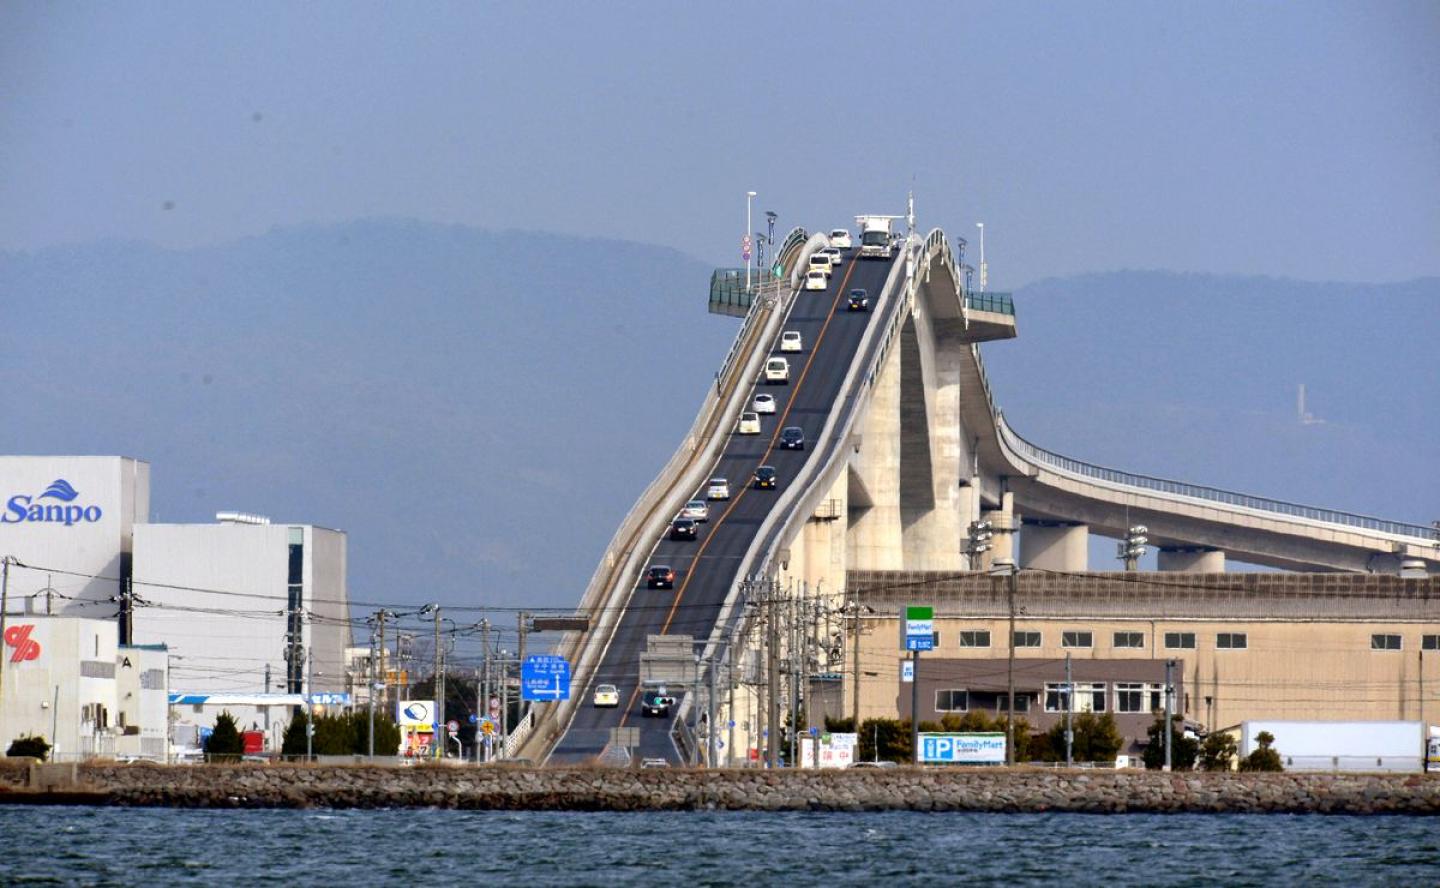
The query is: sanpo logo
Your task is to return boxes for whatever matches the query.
[2,478,104,526]
[4,625,42,663]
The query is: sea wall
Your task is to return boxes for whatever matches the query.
[2,761,1438,814]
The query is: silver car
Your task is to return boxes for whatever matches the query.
[681,499,710,522]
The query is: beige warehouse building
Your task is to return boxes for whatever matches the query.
[841,571,1440,746]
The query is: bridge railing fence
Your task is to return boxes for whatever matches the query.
[998,418,1438,540]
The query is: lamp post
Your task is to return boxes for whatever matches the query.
[745,191,757,289]
[976,222,986,293]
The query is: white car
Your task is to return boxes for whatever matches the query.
[681,499,710,522]
[780,331,802,353]
[592,684,620,708]
[764,357,790,384]
[829,229,852,249]
[807,254,833,276]
[821,247,843,266]
[753,393,776,414]
[804,270,828,291]
[737,411,761,435]
[706,478,731,500]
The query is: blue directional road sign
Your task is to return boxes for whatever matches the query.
[521,655,572,701]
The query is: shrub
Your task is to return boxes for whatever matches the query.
[1239,730,1284,772]
[1200,732,1238,771]
[1142,714,1198,770]
[205,711,244,761]
[6,735,51,761]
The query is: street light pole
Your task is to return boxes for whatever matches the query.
[745,191,757,290]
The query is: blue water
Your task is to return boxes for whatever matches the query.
[2,808,1437,885]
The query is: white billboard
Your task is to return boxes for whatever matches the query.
[801,732,857,768]
[919,732,1006,765]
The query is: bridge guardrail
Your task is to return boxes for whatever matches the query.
[529,230,811,761]
[997,417,1439,541]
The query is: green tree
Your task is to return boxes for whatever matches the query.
[856,718,912,763]
[1142,714,1198,770]
[1200,732,1239,771]
[1044,711,1125,763]
[281,716,309,757]
[348,711,400,756]
[1239,730,1284,772]
[6,735,51,760]
[824,716,855,733]
[206,711,244,761]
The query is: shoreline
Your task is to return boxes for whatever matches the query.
[3,762,1438,814]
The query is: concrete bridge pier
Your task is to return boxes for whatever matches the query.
[1158,546,1226,572]
[1019,520,1089,571]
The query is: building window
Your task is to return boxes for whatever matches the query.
[1216,632,1248,650]
[1061,631,1093,649]
[1115,682,1144,713]
[995,694,1030,713]
[932,630,942,648]
[1149,685,1166,712]
[1045,683,1071,713]
[1424,635,1440,651]
[1164,632,1196,649]
[1371,634,1402,651]
[958,630,991,648]
[1013,631,1041,648]
[1113,631,1144,649]
[1078,682,1107,712]
[935,689,968,712]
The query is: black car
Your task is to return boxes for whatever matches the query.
[641,692,675,717]
[646,565,675,589]
[669,517,698,540]
[848,288,869,311]
[754,465,778,490]
[779,426,805,450]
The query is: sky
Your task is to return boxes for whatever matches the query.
[3,1,1438,289]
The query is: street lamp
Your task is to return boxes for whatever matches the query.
[975,222,986,293]
[745,191,757,290]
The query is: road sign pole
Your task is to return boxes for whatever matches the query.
[910,649,920,765]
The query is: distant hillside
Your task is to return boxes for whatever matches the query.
[985,271,1439,527]
[3,231,1434,611]
[0,219,730,610]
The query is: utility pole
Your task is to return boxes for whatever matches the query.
[708,646,720,768]
[1006,565,1018,766]
[305,642,314,761]
[1064,652,1073,767]
[367,619,377,758]
[480,618,491,762]
[376,610,388,715]
[264,663,271,694]
[766,580,781,768]
[0,556,13,720]
[1118,525,1149,572]
[1164,658,1175,772]
[850,589,861,729]
[788,582,799,768]
[432,606,443,760]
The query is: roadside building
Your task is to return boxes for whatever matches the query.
[846,571,1440,752]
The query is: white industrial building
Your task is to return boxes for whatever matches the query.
[0,455,352,756]
[0,615,169,760]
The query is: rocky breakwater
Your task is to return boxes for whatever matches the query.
[2,761,1439,814]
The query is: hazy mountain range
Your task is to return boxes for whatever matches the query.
[2,220,1435,610]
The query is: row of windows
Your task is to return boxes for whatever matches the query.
[935,682,1172,715]
[949,631,1440,652]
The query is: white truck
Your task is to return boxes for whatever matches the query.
[1239,720,1431,772]
[854,214,900,260]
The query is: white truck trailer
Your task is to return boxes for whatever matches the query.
[1240,720,1430,772]
[854,214,900,260]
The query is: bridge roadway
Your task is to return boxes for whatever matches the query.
[549,248,897,764]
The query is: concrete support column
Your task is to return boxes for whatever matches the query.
[1019,521,1089,571]
[847,345,903,571]
[983,491,1017,566]
[1157,547,1226,573]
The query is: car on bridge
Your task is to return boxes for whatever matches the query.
[669,517,698,541]
[821,246,843,266]
[804,270,828,291]
[807,253,833,276]
[592,684,620,708]
[848,288,869,311]
[764,357,790,384]
[641,692,675,718]
[646,565,675,589]
[779,426,805,451]
[737,411,761,435]
[753,393,776,414]
[681,499,709,522]
[706,477,731,500]
[780,330,803,352]
[829,229,852,249]
[754,466,778,490]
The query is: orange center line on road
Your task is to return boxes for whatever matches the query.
[616,257,863,727]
